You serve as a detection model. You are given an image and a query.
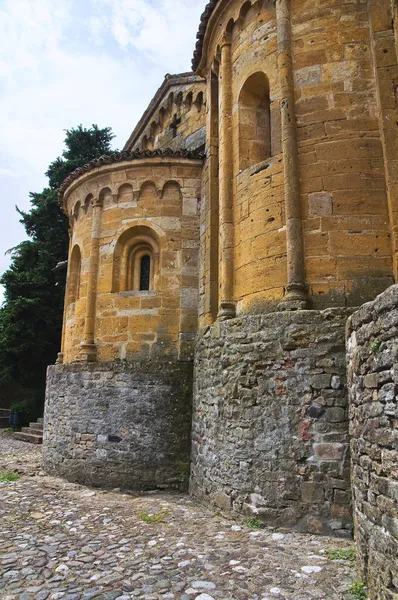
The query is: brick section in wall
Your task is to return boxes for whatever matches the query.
[347,285,398,600]
[190,309,353,537]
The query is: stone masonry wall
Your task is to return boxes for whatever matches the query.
[191,309,352,536]
[347,285,398,600]
[43,361,193,491]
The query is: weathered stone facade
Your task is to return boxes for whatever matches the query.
[42,1,398,587]
[44,361,193,490]
[347,285,398,599]
[191,309,352,537]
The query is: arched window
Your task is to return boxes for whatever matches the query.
[112,226,160,293]
[127,244,154,291]
[67,245,81,305]
[139,255,151,291]
[238,72,271,171]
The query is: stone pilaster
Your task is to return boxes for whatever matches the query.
[79,197,102,361]
[276,0,308,309]
[218,33,235,320]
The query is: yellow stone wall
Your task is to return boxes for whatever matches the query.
[59,0,398,355]
[197,0,397,326]
[61,157,202,364]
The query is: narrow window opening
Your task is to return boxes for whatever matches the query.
[139,255,151,291]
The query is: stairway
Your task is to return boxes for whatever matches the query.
[13,418,43,444]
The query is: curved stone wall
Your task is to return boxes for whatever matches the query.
[43,361,193,490]
[347,285,398,599]
[60,156,202,363]
[198,0,394,326]
[191,308,352,536]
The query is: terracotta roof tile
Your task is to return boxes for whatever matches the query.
[192,0,219,71]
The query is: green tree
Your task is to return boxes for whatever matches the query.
[46,124,115,189]
[0,125,116,416]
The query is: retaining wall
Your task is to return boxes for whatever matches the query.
[347,285,398,600]
[191,309,352,536]
[43,360,193,490]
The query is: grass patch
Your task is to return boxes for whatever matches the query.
[244,517,264,529]
[348,580,367,600]
[369,339,381,354]
[325,547,356,562]
[138,510,169,524]
[0,472,20,482]
[2,427,14,435]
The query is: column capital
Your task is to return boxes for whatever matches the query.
[219,31,232,48]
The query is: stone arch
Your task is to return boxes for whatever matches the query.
[176,91,183,110]
[67,244,82,305]
[112,224,161,292]
[185,91,193,110]
[159,107,166,130]
[139,181,158,202]
[238,71,271,171]
[150,121,159,143]
[84,193,93,214]
[99,186,112,208]
[238,0,252,21]
[161,180,182,203]
[194,91,204,112]
[117,183,134,204]
[142,135,148,150]
[73,201,82,222]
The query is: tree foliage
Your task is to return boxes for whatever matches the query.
[46,124,115,190]
[0,125,116,413]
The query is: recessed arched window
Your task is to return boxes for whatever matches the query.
[139,255,151,291]
[238,72,271,171]
[112,226,160,293]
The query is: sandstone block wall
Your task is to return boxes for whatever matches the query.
[197,0,395,326]
[347,285,398,600]
[61,157,202,363]
[191,309,352,536]
[43,361,193,490]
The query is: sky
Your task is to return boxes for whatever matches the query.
[0,0,204,304]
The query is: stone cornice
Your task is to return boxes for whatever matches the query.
[58,149,204,205]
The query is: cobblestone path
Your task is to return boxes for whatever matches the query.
[0,432,357,600]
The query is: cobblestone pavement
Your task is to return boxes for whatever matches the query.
[0,432,357,600]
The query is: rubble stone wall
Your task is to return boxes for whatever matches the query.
[43,361,193,491]
[190,308,353,536]
[347,285,398,599]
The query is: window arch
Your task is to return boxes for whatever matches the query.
[238,72,271,171]
[112,226,160,293]
[67,245,81,305]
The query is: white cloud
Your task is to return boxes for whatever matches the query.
[0,0,204,280]
[90,0,202,71]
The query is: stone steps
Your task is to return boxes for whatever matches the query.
[13,420,44,444]
[13,432,43,444]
